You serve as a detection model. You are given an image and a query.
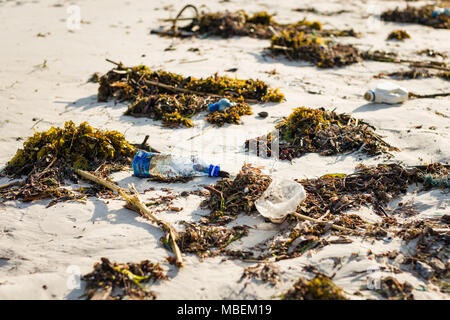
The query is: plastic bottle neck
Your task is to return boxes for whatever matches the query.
[364,90,375,102]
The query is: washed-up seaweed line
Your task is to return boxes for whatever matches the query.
[155,5,358,39]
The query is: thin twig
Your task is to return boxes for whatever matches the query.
[0,180,25,190]
[409,92,450,99]
[292,212,358,234]
[73,169,184,267]
[105,59,259,103]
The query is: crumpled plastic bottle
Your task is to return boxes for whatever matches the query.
[364,82,409,104]
[208,98,235,112]
[132,150,221,179]
[255,177,307,223]
[432,7,450,18]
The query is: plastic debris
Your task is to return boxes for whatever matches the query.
[132,150,226,181]
[255,177,307,223]
[364,82,409,104]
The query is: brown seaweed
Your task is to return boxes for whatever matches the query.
[175,222,249,257]
[0,121,136,204]
[381,5,450,29]
[156,8,359,40]
[82,257,167,300]
[245,107,397,161]
[98,62,284,127]
[200,164,272,224]
[387,30,411,40]
[269,30,361,68]
[282,274,347,300]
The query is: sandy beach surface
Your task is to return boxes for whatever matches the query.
[0,0,449,299]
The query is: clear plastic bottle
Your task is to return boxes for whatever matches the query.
[132,150,221,179]
[208,98,235,112]
[364,82,409,104]
[432,7,450,18]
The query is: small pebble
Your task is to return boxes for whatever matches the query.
[258,111,268,118]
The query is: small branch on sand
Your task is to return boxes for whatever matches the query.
[409,92,450,99]
[292,212,359,234]
[0,180,25,190]
[73,168,184,268]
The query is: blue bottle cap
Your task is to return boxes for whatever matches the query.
[208,165,220,177]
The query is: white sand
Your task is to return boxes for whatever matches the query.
[0,0,448,299]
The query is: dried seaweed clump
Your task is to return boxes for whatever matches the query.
[5,121,135,176]
[268,163,448,260]
[169,10,356,39]
[125,94,207,128]
[376,277,414,300]
[270,30,361,68]
[0,121,136,203]
[240,263,280,286]
[387,30,411,40]
[98,63,284,127]
[376,68,432,80]
[297,164,419,220]
[282,274,347,300]
[395,220,449,293]
[201,164,272,224]
[245,107,396,161]
[83,257,167,300]
[418,162,450,190]
[381,5,450,29]
[175,222,249,257]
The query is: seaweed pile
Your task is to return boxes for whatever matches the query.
[205,99,253,126]
[82,257,167,300]
[269,30,361,68]
[267,163,449,260]
[175,222,249,257]
[0,121,136,204]
[240,263,280,286]
[375,68,450,81]
[381,5,450,29]
[376,277,414,300]
[297,164,422,219]
[245,107,397,161]
[282,274,347,300]
[387,30,411,41]
[98,62,284,127]
[201,164,272,224]
[395,219,450,293]
[157,8,358,39]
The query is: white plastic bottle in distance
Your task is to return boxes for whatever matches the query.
[364,82,409,104]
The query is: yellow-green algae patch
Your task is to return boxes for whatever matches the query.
[1,121,136,204]
[98,63,284,127]
[282,274,347,300]
[5,121,136,176]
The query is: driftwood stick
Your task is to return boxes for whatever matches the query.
[172,4,199,31]
[0,180,25,190]
[73,169,184,267]
[143,79,259,103]
[409,92,450,99]
[292,212,358,233]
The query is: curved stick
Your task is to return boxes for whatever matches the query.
[172,4,199,32]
